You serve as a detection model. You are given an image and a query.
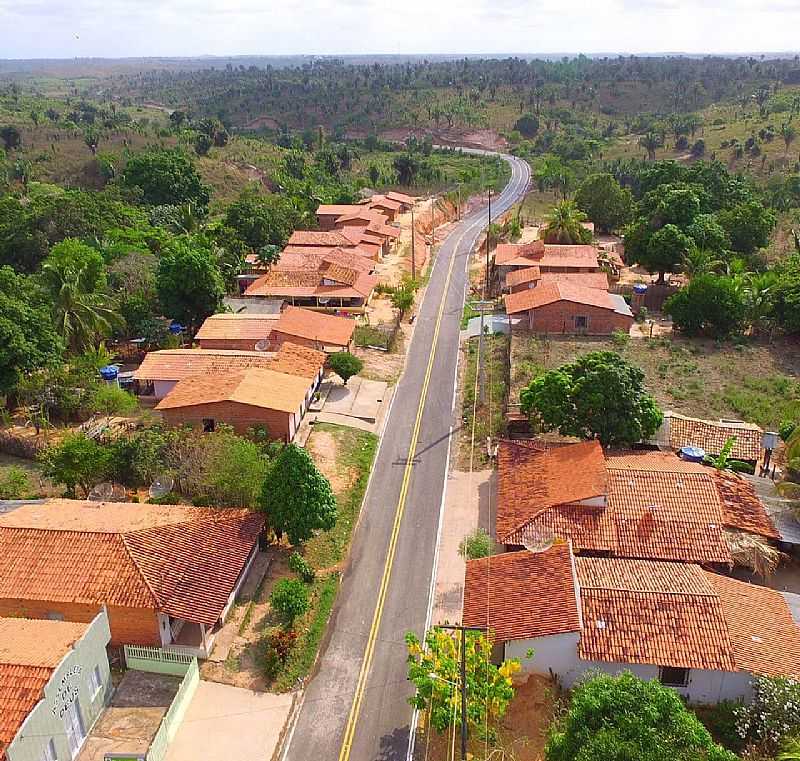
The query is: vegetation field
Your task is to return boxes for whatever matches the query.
[510,333,800,431]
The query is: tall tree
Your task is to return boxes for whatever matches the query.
[258,444,337,544]
[122,148,210,210]
[155,238,225,332]
[542,200,592,244]
[574,173,633,233]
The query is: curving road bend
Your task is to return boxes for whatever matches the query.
[282,153,531,761]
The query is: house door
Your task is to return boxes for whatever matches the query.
[63,698,86,758]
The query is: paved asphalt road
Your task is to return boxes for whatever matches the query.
[283,153,531,761]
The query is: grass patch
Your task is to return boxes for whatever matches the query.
[269,573,339,693]
[461,302,481,329]
[459,334,509,468]
[509,333,800,430]
[304,423,378,571]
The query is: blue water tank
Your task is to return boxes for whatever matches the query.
[679,445,706,463]
[633,283,648,295]
[169,322,184,335]
[99,365,118,382]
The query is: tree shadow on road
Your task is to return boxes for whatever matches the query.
[377,725,411,761]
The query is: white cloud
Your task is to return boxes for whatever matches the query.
[0,0,799,58]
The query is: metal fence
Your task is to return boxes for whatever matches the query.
[123,644,196,676]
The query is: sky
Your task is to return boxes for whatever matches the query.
[1,0,800,60]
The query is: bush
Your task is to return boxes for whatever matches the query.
[735,676,800,752]
[0,466,33,499]
[458,528,493,560]
[263,627,298,680]
[288,552,316,583]
[611,328,630,347]
[665,275,746,337]
[728,460,755,474]
[699,701,745,754]
[39,433,113,497]
[270,579,310,624]
[328,351,364,385]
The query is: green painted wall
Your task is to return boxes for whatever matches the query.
[7,610,112,761]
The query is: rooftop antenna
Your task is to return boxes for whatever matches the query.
[519,524,555,554]
[148,475,174,501]
[87,482,114,502]
[254,339,270,352]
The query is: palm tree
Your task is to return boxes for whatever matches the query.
[42,262,122,354]
[782,123,797,157]
[681,248,725,276]
[741,270,778,335]
[638,132,662,161]
[542,200,589,244]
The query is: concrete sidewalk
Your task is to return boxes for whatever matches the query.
[432,469,496,625]
[164,681,293,761]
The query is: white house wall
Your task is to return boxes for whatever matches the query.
[508,634,755,704]
[153,379,178,400]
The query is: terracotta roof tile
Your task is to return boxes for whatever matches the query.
[134,349,276,382]
[195,314,277,342]
[712,470,779,540]
[316,204,365,217]
[538,271,609,290]
[155,367,311,413]
[0,501,264,627]
[0,663,52,758]
[496,441,607,542]
[0,618,89,667]
[504,281,617,315]
[272,306,356,347]
[384,191,416,205]
[706,572,800,679]
[494,241,544,266]
[505,267,542,288]
[575,557,736,670]
[367,195,402,212]
[667,413,763,462]
[287,230,355,247]
[269,341,326,378]
[463,545,581,641]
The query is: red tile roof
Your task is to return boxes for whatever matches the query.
[463,544,581,641]
[713,471,779,540]
[0,663,52,759]
[576,557,736,670]
[538,271,609,290]
[366,195,402,212]
[496,441,607,542]
[505,267,541,288]
[498,444,739,564]
[0,501,264,627]
[134,349,276,382]
[316,204,365,217]
[504,281,620,315]
[384,191,416,206]
[666,412,763,462]
[276,247,374,273]
[287,230,355,248]
[706,572,800,679]
[195,314,277,342]
[272,306,356,347]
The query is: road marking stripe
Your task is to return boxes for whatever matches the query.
[339,156,530,761]
[338,217,473,761]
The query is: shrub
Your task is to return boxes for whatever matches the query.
[699,701,745,754]
[39,433,113,497]
[288,552,316,583]
[665,275,747,337]
[328,351,364,385]
[779,420,797,442]
[728,460,755,474]
[458,528,493,560]
[611,328,630,347]
[263,628,298,680]
[270,579,310,624]
[0,466,33,499]
[735,676,800,752]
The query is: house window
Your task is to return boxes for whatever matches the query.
[41,738,57,761]
[46,611,64,621]
[202,418,215,433]
[659,666,689,687]
[88,664,102,699]
[575,315,589,330]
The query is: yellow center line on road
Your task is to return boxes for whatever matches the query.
[337,217,474,761]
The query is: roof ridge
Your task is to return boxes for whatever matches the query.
[117,534,162,608]
[580,584,718,597]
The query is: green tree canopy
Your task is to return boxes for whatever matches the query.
[574,173,634,233]
[155,237,225,331]
[223,190,304,250]
[545,672,737,761]
[716,200,776,256]
[542,200,592,244]
[40,433,113,497]
[328,352,363,385]
[665,274,747,337]
[122,148,210,209]
[513,113,540,138]
[258,443,337,544]
[0,267,63,394]
[520,351,663,447]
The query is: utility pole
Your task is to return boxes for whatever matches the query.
[485,188,492,300]
[438,624,485,761]
[410,206,416,281]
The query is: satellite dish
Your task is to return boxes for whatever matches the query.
[519,524,556,554]
[318,297,330,305]
[88,482,114,502]
[148,475,174,500]
[254,339,270,352]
